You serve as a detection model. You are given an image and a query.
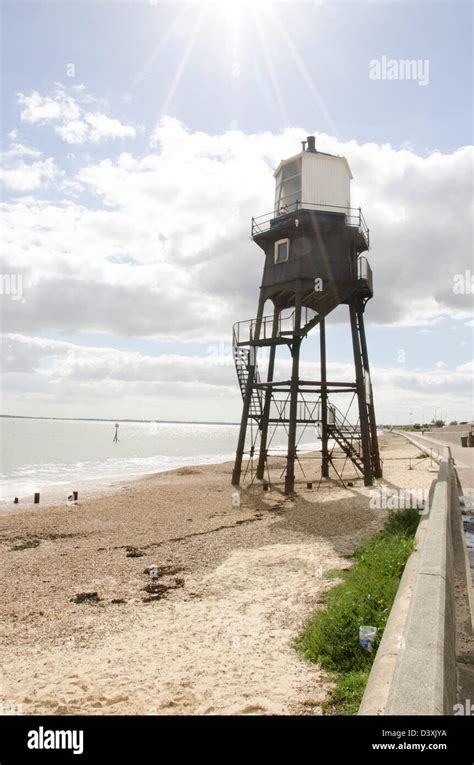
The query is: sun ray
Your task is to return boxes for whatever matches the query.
[251,5,290,127]
[266,4,338,138]
[129,3,192,93]
[160,4,207,119]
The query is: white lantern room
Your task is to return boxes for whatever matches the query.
[274,136,352,216]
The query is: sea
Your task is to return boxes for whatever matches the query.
[0,417,322,503]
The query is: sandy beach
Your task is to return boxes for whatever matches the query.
[0,433,436,716]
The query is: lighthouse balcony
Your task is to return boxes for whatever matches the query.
[232,306,318,348]
[233,256,373,348]
[251,202,370,251]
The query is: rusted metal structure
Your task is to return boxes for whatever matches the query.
[231,137,382,494]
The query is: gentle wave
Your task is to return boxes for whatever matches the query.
[0,451,237,501]
[0,417,325,502]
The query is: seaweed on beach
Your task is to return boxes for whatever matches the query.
[11,538,41,551]
[142,583,170,595]
[142,583,170,603]
[141,578,185,602]
[71,592,101,604]
[126,547,145,558]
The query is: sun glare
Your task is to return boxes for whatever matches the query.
[131,0,334,136]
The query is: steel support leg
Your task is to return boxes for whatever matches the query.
[256,306,280,480]
[357,304,383,478]
[349,300,373,486]
[284,287,302,494]
[320,317,329,478]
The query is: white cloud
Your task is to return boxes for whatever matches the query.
[18,87,80,123]
[55,120,89,144]
[0,116,472,419]
[1,119,472,338]
[0,157,60,192]
[5,143,42,159]
[85,112,137,142]
[0,334,471,423]
[17,85,138,145]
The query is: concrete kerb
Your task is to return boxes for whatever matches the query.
[359,446,457,715]
[358,515,428,715]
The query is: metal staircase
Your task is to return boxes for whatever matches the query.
[232,326,367,478]
[232,339,263,421]
[328,405,365,476]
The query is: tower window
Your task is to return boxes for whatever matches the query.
[274,158,301,213]
[274,239,289,264]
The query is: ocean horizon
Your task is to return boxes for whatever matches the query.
[0,416,323,502]
[0,414,240,425]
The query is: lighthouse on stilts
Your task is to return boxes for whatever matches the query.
[231,136,382,494]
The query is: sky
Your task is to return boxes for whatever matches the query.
[0,0,473,425]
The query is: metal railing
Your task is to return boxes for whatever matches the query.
[251,201,370,247]
[233,306,317,346]
[269,397,320,424]
[329,403,359,435]
[232,256,372,348]
[357,256,373,293]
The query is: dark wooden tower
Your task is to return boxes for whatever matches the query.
[231,136,382,494]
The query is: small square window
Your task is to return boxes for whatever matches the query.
[274,239,289,264]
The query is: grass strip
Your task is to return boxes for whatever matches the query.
[296,508,420,714]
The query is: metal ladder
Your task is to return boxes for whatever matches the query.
[233,342,263,421]
[328,405,365,475]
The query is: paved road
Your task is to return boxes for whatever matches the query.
[396,431,474,492]
[396,430,474,579]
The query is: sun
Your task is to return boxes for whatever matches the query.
[130,0,334,134]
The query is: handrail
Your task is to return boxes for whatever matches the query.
[233,306,317,346]
[357,256,373,293]
[251,201,370,247]
[329,402,360,434]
